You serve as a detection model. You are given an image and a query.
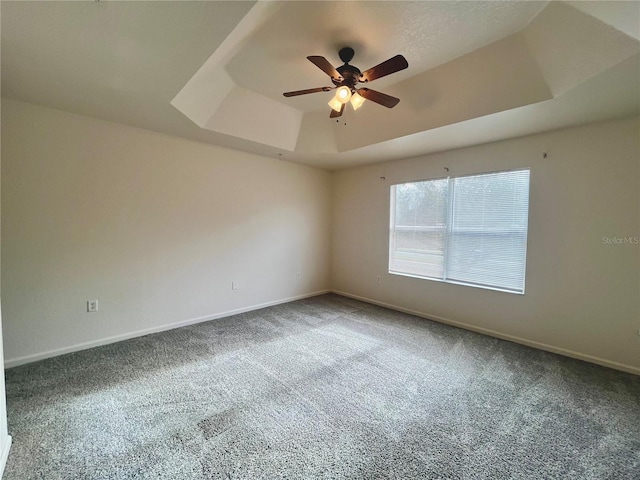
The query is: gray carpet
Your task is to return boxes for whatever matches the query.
[3,294,640,479]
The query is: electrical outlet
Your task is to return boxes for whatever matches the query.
[87,300,98,312]
[296,272,301,279]
[231,282,238,290]
[376,276,382,284]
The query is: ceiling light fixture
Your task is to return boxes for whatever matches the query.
[328,86,365,113]
[329,86,353,112]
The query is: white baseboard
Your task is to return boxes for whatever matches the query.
[331,290,640,376]
[7,289,638,376]
[4,290,330,369]
[0,435,12,477]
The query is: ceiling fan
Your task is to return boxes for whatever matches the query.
[283,47,408,118]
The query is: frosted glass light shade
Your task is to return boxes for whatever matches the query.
[328,95,343,112]
[350,92,365,110]
[336,86,351,103]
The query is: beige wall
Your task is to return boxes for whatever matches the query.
[2,98,639,375]
[1,99,331,366]
[331,117,640,373]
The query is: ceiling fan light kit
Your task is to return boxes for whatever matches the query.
[284,47,408,118]
[328,86,353,112]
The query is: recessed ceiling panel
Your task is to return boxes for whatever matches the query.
[226,1,549,112]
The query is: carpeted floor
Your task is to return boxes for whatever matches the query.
[3,294,640,479]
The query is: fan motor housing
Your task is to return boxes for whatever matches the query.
[334,64,362,88]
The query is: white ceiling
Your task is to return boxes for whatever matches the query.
[2,1,639,170]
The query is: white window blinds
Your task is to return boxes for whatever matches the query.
[390,169,530,294]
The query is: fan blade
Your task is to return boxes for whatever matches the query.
[357,88,400,108]
[283,87,332,97]
[308,56,342,81]
[329,103,345,118]
[360,55,408,83]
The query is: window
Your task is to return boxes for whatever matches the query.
[389,169,530,294]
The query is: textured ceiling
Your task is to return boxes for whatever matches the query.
[2,1,639,170]
[226,1,548,111]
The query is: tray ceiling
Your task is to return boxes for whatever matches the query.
[2,1,639,169]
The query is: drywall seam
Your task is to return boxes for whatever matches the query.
[4,290,330,369]
[331,290,640,376]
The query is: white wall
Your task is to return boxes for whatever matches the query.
[331,116,640,373]
[1,99,331,366]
